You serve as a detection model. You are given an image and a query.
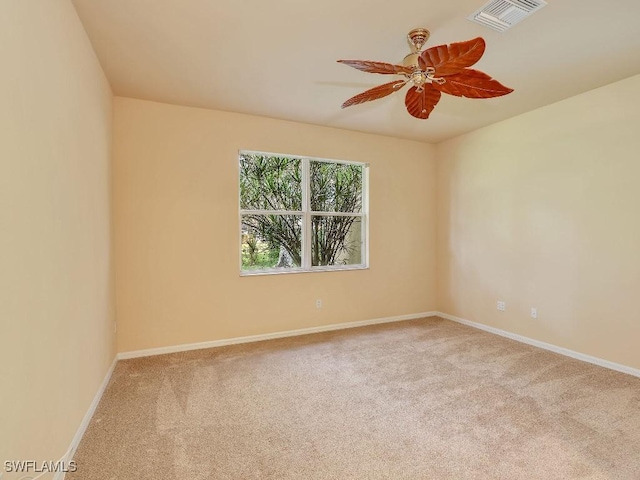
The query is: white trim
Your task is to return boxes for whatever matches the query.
[362,165,370,268]
[240,209,304,216]
[240,264,368,276]
[302,157,310,270]
[117,312,438,360]
[56,356,118,479]
[309,212,365,217]
[436,312,640,378]
[240,149,369,167]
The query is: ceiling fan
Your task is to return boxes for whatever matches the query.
[337,28,513,119]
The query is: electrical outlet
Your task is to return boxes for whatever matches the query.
[497,301,506,312]
[316,299,322,309]
[531,307,538,319]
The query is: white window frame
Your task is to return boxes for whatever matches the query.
[239,150,369,276]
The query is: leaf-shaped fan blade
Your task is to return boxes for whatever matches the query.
[337,60,412,76]
[341,80,407,108]
[433,69,513,98]
[404,84,442,119]
[418,37,485,76]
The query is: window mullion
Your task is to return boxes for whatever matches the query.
[302,158,311,269]
[240,209,303,216]
[309,211,364,217]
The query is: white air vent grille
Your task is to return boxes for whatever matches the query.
[468,0,547,32]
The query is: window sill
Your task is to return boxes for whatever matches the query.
[240,265,369,277]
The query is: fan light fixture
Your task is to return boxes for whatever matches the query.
[337,28,514,119]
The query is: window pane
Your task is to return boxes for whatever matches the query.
[241,215,302,270]
[311,216,362,267]
[240,154,302,211]
[310,161,362,213]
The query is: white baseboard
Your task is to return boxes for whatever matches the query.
[56,356,118,480]
[436,312,640,378]
[49,310,637,480]
[117,311,438,360]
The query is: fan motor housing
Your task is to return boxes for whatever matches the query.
[402,53,421,70]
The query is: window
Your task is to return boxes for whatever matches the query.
[239,151,368,275]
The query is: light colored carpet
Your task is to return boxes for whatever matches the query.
[69,317,640,479]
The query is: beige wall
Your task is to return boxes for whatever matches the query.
[0,0,115,470]
[437,74,640,370]
[113,97,437,352]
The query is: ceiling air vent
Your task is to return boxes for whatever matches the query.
[468,0,547,32]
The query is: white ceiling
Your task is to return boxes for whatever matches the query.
[72,0,640,144]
